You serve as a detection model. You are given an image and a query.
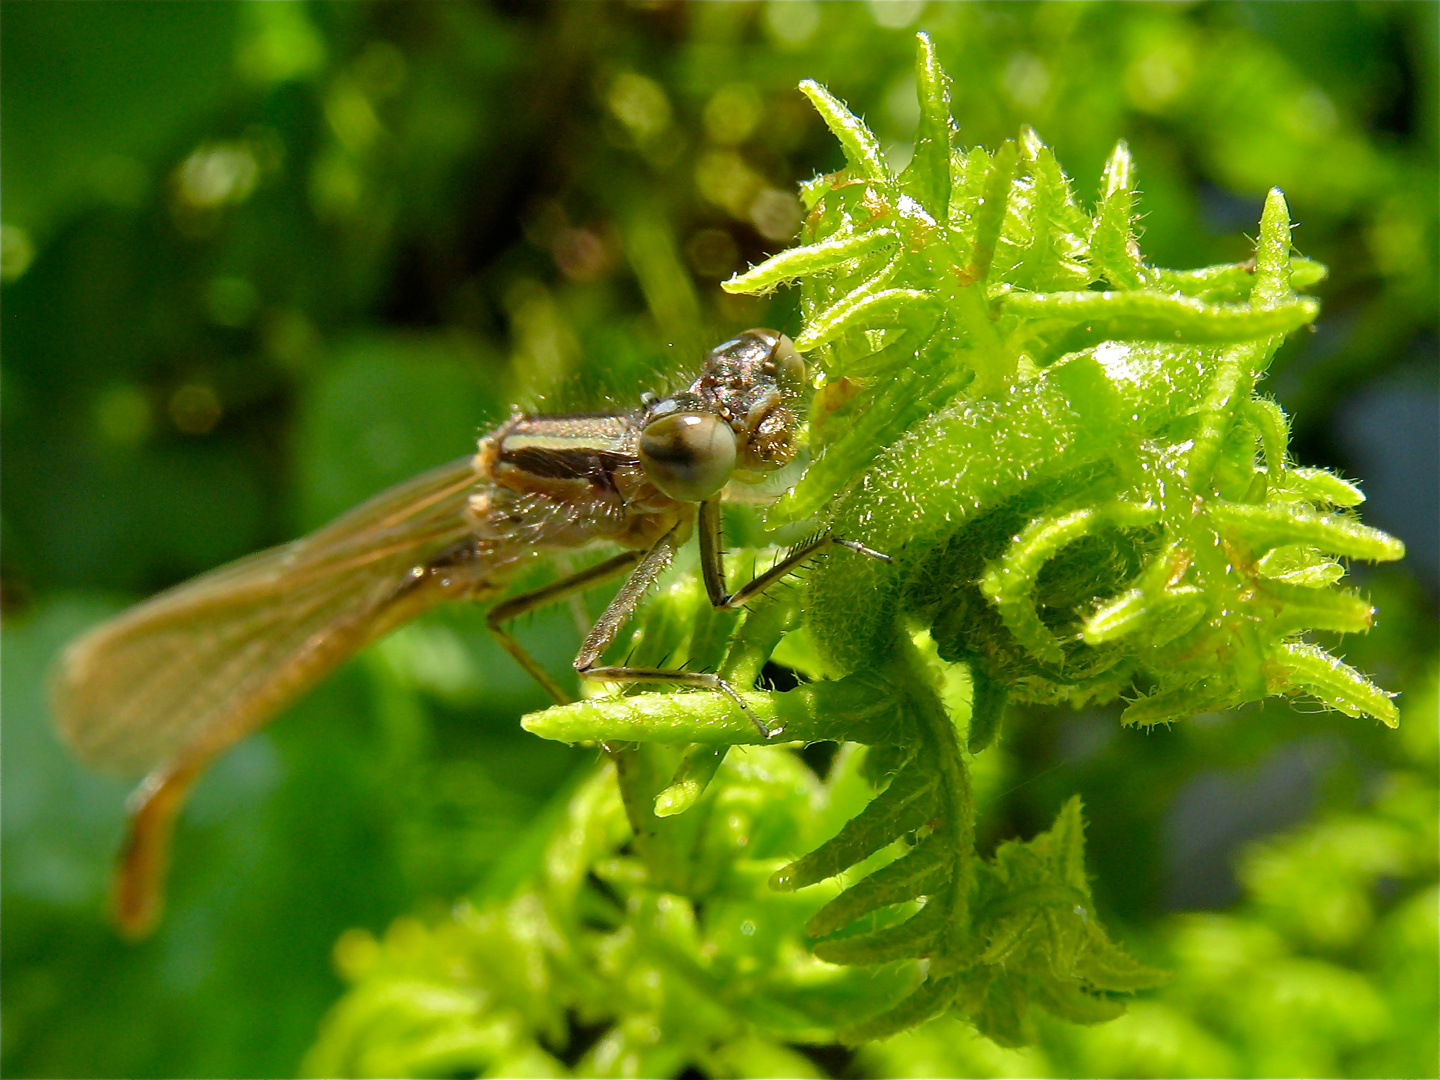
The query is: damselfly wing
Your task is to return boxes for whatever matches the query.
[52,456,490,778]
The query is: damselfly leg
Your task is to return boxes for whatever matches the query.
[695,497,888,610]
[486,549,645,705]
[486,504,888,738]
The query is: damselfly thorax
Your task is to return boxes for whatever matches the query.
[49,329,885,936]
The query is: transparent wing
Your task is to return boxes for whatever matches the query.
[51,456,496,777]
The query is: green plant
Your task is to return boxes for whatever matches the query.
[304,34,1405,1073]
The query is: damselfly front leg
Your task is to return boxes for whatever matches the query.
[572,514,777,737]
[694,497,888,610]
[574,507,887,738]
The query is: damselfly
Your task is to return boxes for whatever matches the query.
[50,329,885,936]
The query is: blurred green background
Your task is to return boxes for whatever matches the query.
[2,3,1435,1077]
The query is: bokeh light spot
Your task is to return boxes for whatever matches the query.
[685,228,739,279]
[170,385,223,436]
[607,72,671,143]
[177,143,259,208]
[704,84,763,146]
[1003,52,1051,110]
[552,227,613,282]
[1287,87,1339,139]
[749,188,802,242]
[0,224,35,282]
[696,149,763,217]
[1127,47,1192,110]
[206,277,259,328]
[94,385,153,447]
[325,83,383,151]
[353,41,407,99]
[763,1,819,46]
[868,0,925,30]
[263,309,323,370]
[236,1,326,85]
[309,150,363,219]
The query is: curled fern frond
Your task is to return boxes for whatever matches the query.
[503,30,1405,1050]
[732,30,1397,1039]
[750,36,1404,736]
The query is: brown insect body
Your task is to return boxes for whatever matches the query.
[49,329,811,936]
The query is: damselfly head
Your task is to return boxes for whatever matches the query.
[638,329,806,496]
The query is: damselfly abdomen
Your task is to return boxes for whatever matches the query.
[50,329,884,936]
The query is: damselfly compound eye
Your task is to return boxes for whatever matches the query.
[771,333,806,395]
[639,412,737,502]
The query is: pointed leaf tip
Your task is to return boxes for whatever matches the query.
[1101,140,1137,198]
[1254,187,1296,304]
[906,30,954,219]
[769,865,798,892]
[1263,186,1290,223]
[653,780,700,818]
[799,79,889,182]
